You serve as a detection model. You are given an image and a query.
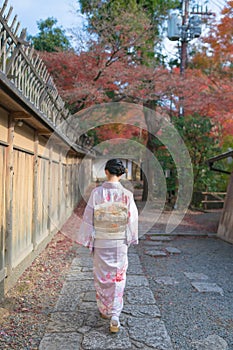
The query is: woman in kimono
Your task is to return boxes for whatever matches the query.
[78,159,138,333]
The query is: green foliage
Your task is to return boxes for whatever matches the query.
[28,17,71,52]
[155,114,226,206]
[173,114,223,192]
[79,0,179,65]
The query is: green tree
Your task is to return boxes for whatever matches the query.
[154,114,224,207]
[28,17,71,52]
[79,0,179,65]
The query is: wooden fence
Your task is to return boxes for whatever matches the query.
[201,192,226,210]
[0,109,92,296]
[0,1,94,297]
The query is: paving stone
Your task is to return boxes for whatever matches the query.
[71,257,93,268]
[143,240,163,246]
[123,304,161,318]
[66,271,93,281]
[128,254,141,265]
[60,281,94,295]
[126,287,156,305]
[184,272,209,281]
[78,301,98,310]
[145,249,167,257]
[147,235,173,241]
[191,334,228,350]
[126,275,149,287]
[128,248,138,255]
[165,247,181,254]
[191,282,224,296]
[82,326,131,349]
[64,272,93,281]
[128,317,173,349]
[77,326,92,334]
[127,264,144,275]
[81,267,93,272]
[155,276,179,286]
[46,312,84,332]
[39,332,82,350]
[54,293,84,312]
[81,310,103,327]
[83,291,96,302]
[69,266,82,272]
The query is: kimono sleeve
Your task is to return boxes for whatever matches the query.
[76,190,95,250]
[126,193,138,246]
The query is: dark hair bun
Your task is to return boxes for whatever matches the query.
[105,159,126,176]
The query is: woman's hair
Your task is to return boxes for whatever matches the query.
[105,159,126,176]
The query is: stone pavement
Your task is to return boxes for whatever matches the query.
[39,244,173,350]
[38,203,227,350]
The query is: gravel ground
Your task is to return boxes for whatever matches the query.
[0,197,88,350]
[138,227,233,349]
[0,231,80,349]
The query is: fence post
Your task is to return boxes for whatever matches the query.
[32,131,39,248]
[5,115,15,273]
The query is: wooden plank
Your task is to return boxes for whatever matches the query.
[201,200,224,203]
[5,115,14,271]
[0,108,9,143]
[32,131,39,248]
[0,146,6,274]
[14,122,34,153]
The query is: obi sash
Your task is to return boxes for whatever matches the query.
[94,202,128,240]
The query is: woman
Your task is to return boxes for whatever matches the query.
[78,159,138,333]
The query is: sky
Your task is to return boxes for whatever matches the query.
[5,0,227,38]
[3,0,84,36]
[3,0,227,57]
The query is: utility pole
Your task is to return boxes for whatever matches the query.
[167,0,215,116]
[180,0,189,76]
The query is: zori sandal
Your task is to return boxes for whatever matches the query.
[110,316,120,333]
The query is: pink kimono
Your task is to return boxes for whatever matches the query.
[78,181,138,317]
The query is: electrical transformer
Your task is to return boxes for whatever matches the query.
[167,13,182,41]
[189,15,202,38]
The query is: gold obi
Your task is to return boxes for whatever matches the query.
[94,202,128,240]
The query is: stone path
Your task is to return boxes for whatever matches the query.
[39,245,173,350]
[38,206,229,350]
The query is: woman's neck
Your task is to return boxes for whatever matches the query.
[106,175,120,183]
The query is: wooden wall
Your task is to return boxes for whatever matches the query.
[217,172,233,244]
[0,108,92,296]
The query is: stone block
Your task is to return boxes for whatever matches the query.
[82,327,131,349]
[46,312,84,332]
[128,317,173,349]
[126,275,149,287]
[123,304,161,318]
[155,276,179,286]
[191,334,228,350]
[126,287,156,305]
[165,247,181,254]
[191,282,224,296]
[145,250,167,257]
[39,332,82,350]
[184,272,209,281]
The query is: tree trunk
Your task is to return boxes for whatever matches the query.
[142,103,164,201]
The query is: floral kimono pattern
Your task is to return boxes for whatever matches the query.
[78,181,138,317]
